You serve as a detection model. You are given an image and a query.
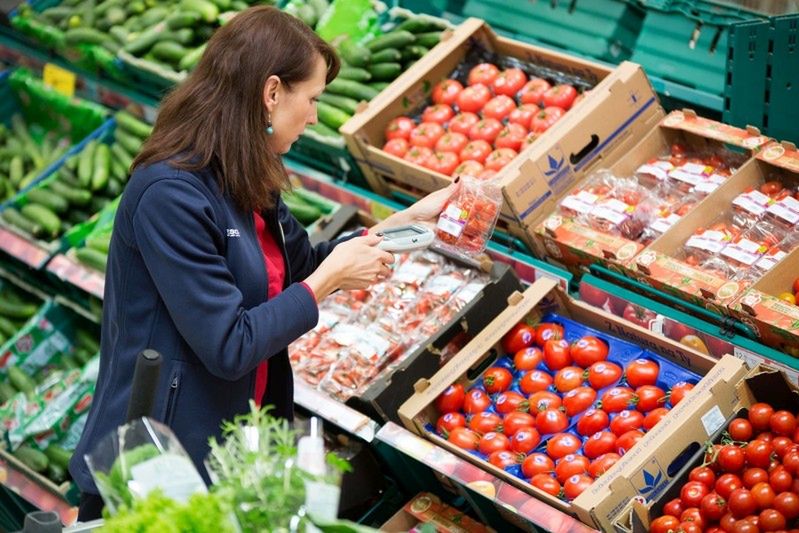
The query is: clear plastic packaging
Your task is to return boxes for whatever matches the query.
[556,171,616,218]
[580,177,659,241]
[680,216,746,265]
[435,175,502,256]
[640,186,702,245]
[719,221,786,271]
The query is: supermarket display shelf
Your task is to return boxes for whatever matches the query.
[294,381,379,443]
[0,453,78,527]
[0,226,50,269]
[46,254,104,301]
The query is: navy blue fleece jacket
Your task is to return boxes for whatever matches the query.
[69,160,357,493]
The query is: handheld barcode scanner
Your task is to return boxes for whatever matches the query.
[376,224,435,252]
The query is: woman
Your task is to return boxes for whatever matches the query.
[70,5,455,520]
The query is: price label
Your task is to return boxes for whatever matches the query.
[42,63,76,98]
[370,201,394,222]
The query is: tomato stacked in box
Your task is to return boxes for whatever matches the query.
[432,315,699,501]
[650,404,799,533]
[383,61,585,180]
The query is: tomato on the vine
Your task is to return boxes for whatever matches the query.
[586,361,622,389]
[501,322,536,354]
[718,445,746,472]
[625,359,660,388]
[514,347,543,371]
[522,453,555,478]
[536,408,569,435]
[482,367,513,394]
[563,386,597,416]
[715,473,743,499]
[770,410,797,436]
[744,440,773,469]
[748,402,775,432]
[577,408,609,436]
[543,339,572,371]
[681,481,711,507]
[547,433,582,459]
[727,487,757,518]
[435,383,465,413]
[589,452,621,478]
[502,411,535,436]
[463,388,491,414]
[610,410,644,436]
[689,466,716,489]
[728,418,753,442]
[469,411,502,434]
[479,431,511,455]
[701,491,728,521]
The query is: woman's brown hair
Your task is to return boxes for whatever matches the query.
[133,6,339,212]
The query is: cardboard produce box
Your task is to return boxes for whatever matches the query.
[620,358,798,532]
[398,277,729,531]
[535,110,770,275]
[340,17,662,245]
[380,492,494,533]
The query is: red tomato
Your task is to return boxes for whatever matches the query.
[511,427,541,454]
[635,385,667,413]
[536,323,565,346]
[522,131,539,150]
[577,408,610,436]
[482,367,514,394]
[689,466,717,488]
[449,112,480,135]
[728,418,754,442]
[584,431,617,459]
[625,359,660,388]
[758,508,786,531]
[589,452,621,478]
[676,521,702,533]
[488,449,520,470]
[409,122,445,148]
[774,491,799,519]
[528,391,562,413]
[681,481,711,508]
[536,408,569,435]
[403,146,432,167]
[555,453,590,483]
[479,431,511,455]
[494,123,528,151]
[422,104,455,125]
[468,63,500,86]
[616,429,645,455]
[547,433,582,460]
[650,516,680,533]
[748,402,775,432]
[519,78,551,105]
[600,387,635,413]
[783,449,799,475]
[468,118,504,143]
[543,339,572,371]
[385,116,415,140]
[484,148,518,171]
[563,386,597,416]
[563,474,593,500]
[435,383,465,413]
[520,370,553,395]
[432,79,464,106]
[531,473,561,496]
[424,151,460,176]
[383,137,409,158]
[751,481,776,509]
[743,468,769,488]
[554,366,585,393]
[502,411,536,436]
[701,491,728,521]
[452,160,484,177]
[530,106,565,132]
[447,426,480,450]
[508,103,540,130]
[459,140,493,164]
[436,412,466,435]
[623,303,656,328]
[769,466,793,493]
[522,453,555,478]
[662,498,685,519]
[491,68,527,97]
[586,361,623,389]
[728,488,757,518]
[745,440,773,469]
[715,473,744,499]
[718,445,746,473]
[643,407,670,431]
[669,382,695,406]
[435,132,469,154]
[770,410,797,436]
[463,388,491,414]
[495,391,528,415]
[570,336,609,368]
[610,410,645,436]
[469,411,502,434]
[456,84,491,113]
[770,436,792,458]
[514,347,543,371]
[483,95,517,121]
[542,84,578,110]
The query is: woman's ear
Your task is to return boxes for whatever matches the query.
[263,75,281,112]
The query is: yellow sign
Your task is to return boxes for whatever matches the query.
[43,63,76,98]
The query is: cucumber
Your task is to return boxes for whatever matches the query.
[318,93,360,115]
[21,203,61,239]
[180,0,219,23]
[283,199,321,225]
[105,176,123,198]
[13,445,48,473]
[296,4,317,27]
[308,0,329,20]
[8,367,36,396]
[75,247,108,273]
[292,188,334,214]
[0,381,16,404]
[366,31,415,53]
[66,209,93,226]
[2,208,43,238]
[41,6,75,22]
[111,158,129,181]
[26,188,69,214]
[369,81,390,91]
[415,32,441,48]
[78,140,97,188]
[316,102,352,131]
[401,45,429,62]
[74,347,94,366]
[9,156,23,186]
[60,355,79,370]
[230,0,247,10]
[93,0,126,17]
[47,463,68,484]
[105,6,126,26]
[86,233,112,253]
[64,27,111,47]
[89,196,108,214]
[49,180,92,206]
[169,28,194,45]
[209,0,231,9]
[109,25,129,44]
[367,62,402,81]
[76,328,101,354]
[115,129,143,157]
[111,143,134,170]
[338,38,370,68]
[92,143,111,192]
[325,79,379,102]
[305,123,339,138]
[57,166,81,188]
[123,22,165,55]
[166,11,202,30]
[370,48,402,63]
[0,299,37,320]
[115,112,152,140]
[395,17,448,33]
[151,40,188,64]
[139,6,169,27]
[178,43,206,71]
[0,316,17,338]
[338,67,371,82]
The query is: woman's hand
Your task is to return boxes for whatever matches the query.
[304,234,395,300]
[369,179,461,234]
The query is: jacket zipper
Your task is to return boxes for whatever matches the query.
[164,373,180,426]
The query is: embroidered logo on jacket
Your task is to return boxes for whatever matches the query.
[226,229,241,238]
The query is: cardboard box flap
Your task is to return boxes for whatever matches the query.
[660,110,771,151]
[755,141,799,173]
[736,363,799,413]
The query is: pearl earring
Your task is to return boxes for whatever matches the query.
[266,113,274,135]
